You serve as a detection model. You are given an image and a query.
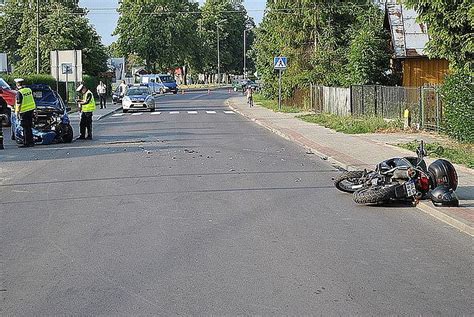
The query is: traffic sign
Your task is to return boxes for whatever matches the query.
[274,57,288,70]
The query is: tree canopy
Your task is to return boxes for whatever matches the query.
[404,0,473,71]
[113,0,200,73]
[0,0,108,76]
[253,1,391,98]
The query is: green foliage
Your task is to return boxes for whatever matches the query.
[0,0,108,76]
[2,74,56,87]
[404,0,473,70]
[298,113,403,134]
[114,0,200,73]
[439,69,474,143]
[254,1,392,99]
[398,140,474,169]
[346,6,391,85]
[197,0,251,76]
[253,93,302,113]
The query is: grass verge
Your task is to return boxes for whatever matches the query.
[298,113,403,134]
[397,140,474,169]
[253,94,301,113]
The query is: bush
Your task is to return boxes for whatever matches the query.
[440,69,474,143]
[2,74,57,87]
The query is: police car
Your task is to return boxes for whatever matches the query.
[122,84,157,113]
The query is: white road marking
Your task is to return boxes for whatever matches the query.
[112,113,124,117]
[169,111,180,114]
[224,111,235,114]
[206,111,217,114]
[151,112,161,115]
[187,111,198,114]
[132,112,143,116]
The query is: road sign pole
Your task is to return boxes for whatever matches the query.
[278,69,282,111]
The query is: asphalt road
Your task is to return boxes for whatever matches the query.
[1,90,472,315]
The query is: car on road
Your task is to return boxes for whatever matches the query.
[122,85,157,113]
[141,74,179,94]
[0,77,17,127]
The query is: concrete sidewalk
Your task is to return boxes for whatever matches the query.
[227,97,473,236]
[68,101,122,121]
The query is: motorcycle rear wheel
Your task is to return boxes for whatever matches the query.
[334,170,365,193]
[353,183,398,205]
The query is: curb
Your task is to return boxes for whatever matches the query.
[227,99,474,236]
[180,86,232,93]
[417,202,474,236]
[227,101,351,171]
[96,107,123,121]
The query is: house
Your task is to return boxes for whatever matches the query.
[385,2,449,87]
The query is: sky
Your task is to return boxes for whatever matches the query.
[79,0,267,46]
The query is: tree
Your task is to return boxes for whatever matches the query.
[404,0,473,70]
[0,0,107,76]
[346,6,391,85]
[253,1,394,98]
[198,0,251,81]
[113,0,199,73]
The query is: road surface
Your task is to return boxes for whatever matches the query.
[1,90,472,315]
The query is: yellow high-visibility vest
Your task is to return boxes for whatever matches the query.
[18,87,36,113]
[82,90,96,113]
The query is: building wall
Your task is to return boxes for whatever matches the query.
[402,58,449,87]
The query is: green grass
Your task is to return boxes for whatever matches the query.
[397,140,474,169]
[253,94,302,113]
[298,113,403,134]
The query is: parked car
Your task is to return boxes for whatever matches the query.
[232,79,259,92]
[112,84,129,104]
[11,84,73,144]
[0,77,17,127]
[141,74,179,94]
[122,84,157,113]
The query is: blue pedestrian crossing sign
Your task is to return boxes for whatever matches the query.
[274,57,288,70]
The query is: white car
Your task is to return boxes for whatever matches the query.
[122,85,157,113]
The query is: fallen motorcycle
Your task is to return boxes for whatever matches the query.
[11,84,73,145]
[334,141,459,206]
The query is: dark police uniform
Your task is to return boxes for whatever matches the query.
[16,86,37,147]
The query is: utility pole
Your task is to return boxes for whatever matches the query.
[36,0,40,74]
[217,24,220,85]
[216,19,226,86]
[243,29,247,79]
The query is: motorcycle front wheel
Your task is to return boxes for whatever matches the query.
[353,183,398,205]
[334,170,365,193]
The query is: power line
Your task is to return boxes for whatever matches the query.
[0,3,384,16]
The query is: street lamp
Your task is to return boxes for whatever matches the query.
[216,19,227,85]
[243,29,247,79]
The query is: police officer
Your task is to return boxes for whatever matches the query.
[15,78,36,147]
[0,100,6,150]
[76,84,96,140]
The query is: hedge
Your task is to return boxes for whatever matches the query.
[440,69,474,143]
[1,73,113,102]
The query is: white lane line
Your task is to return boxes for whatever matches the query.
[187,111,198,114]
[169,111,180,114]
[224,111,235,114]
[112,113,124,117]
[132,112,143,116]
[206,111,217,114]
[151,112,161,115]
